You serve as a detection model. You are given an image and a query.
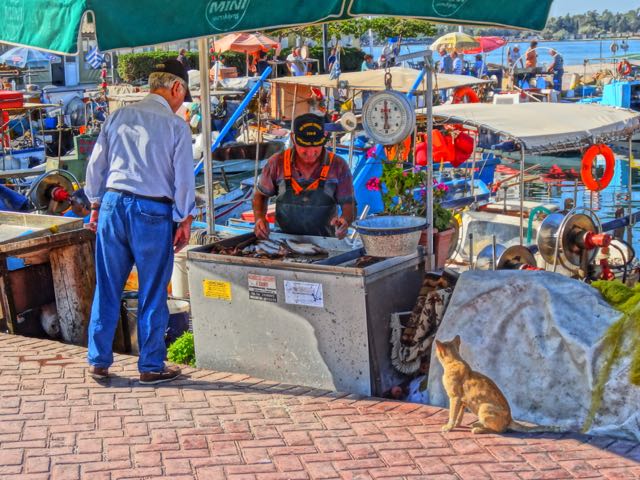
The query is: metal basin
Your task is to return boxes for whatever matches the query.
[353,215,427,257]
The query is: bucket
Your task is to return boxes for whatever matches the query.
[167,299,190,345]
[353,216,427,257]
[171,246,197,298]
[118,296,190,354]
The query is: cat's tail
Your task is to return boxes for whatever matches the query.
[508,421,566,434]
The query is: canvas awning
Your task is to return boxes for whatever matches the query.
[0,0,553,55]
[418,103,640,153]
[271,67,489,93]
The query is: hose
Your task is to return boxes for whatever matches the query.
[526,206,552,244]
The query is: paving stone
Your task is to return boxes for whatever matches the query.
[0,333,638,480]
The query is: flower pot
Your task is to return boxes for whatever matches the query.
[419,227,456,269]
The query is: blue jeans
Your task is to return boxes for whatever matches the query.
[87,191,174,373]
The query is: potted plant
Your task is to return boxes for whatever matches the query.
[367,159,455,268]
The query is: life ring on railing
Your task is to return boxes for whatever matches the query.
[452,86,480,104]
[581,144,615,192]
[617,60,632,76]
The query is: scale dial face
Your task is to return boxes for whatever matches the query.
[362,90,415,146]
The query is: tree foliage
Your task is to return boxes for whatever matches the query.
[433,9,640,41]
[270,17,435,43]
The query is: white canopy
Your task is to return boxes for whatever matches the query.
[420,102,640,153]
[271,67,488,93]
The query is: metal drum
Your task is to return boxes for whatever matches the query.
[475,244,537,271]
[536,212,599,269]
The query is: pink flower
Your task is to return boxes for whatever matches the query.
[366,147,377,159]
[437,183,449,192]
[366,177,381,192]
[402,171,409,177]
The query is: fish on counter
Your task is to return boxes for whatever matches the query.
[211,237,329,261]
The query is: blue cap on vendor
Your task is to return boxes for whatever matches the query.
[252,113,355,239]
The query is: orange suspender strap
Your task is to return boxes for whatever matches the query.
[283,150,335,195]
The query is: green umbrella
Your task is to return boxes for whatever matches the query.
[1,0,552,55]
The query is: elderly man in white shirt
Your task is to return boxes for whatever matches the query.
[85,59,195,385]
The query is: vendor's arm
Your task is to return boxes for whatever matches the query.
[252,154,278,239]
[252,191,270,239]
[332,158,356,239]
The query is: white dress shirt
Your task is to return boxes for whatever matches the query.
[85,94,195,222]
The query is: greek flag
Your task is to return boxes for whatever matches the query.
[85,46,104,69]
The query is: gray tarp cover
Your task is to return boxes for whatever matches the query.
[427,270,640,441]
[420,103,640,153]
[270,67,489,92]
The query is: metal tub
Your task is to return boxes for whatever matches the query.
[187,233,424,396]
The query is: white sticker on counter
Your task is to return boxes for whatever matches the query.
[284,280,324,308]
[248,274,277,303]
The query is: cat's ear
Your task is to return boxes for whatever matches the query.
[453,335,461,349]
[435,340,444,355]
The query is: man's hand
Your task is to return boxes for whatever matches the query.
[254,217,270,240]
[330,216,349,240]
[85,204,100,232]
[173,215,193,253]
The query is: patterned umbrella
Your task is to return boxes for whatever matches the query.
[463,36,507,54]
[0,46,59,68]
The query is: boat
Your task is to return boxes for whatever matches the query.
[420,101,640,278]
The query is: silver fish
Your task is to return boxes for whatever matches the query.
[284,239,328,256]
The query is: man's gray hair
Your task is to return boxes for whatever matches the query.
[149,72,186,91]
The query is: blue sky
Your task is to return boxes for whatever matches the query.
[550,0,638,15]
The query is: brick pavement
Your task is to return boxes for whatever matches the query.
[0,333,639,480]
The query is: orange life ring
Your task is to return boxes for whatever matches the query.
[581,144,615,191]
[452,86,480,104]
[617,60,632,76]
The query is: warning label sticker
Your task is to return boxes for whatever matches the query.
[248,274,277,303]
[202,279,232,301]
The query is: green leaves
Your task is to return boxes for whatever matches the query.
[167,332,196,367]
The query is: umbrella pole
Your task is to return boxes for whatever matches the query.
[198,37,215,235]
[425,50,435,271]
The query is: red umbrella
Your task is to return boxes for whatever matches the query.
[463,36,507,54]
[214,32,279,75]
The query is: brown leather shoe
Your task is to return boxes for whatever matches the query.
[89,366,109,379]
[139,365,182,385]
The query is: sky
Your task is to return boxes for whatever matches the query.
[550,0,638,16]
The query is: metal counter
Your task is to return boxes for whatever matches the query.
[187,233,424,396]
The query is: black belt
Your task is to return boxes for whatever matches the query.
[106,188,173,205]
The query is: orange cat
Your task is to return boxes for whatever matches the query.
[435,336,564,434]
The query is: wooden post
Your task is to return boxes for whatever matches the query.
[49,241,95,345]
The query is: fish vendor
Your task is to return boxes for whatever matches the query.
[252,113,355,239]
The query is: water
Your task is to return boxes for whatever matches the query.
[370,39,640,68]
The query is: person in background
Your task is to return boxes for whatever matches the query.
[84,59,195,385]
[472,54,487,77]
[176,48,189,71]
[507,45,523,68]
[255,50,269,76]
[287,48,307,76]
[327,48,337,73]
[452,51,463,75]
[361,54,375,71]
[439,48,453,74]
[525,41,538,68]
[547,48,564,91]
